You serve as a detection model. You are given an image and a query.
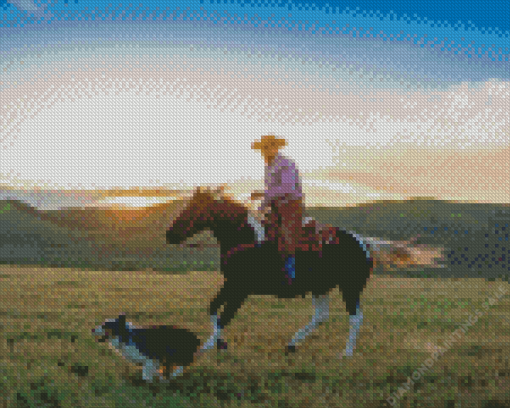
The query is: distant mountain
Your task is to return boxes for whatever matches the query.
[1,197,508,278]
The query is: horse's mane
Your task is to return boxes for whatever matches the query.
[189,186,250,217]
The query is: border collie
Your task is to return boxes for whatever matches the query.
[92,314,202,383]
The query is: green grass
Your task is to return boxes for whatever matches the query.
[0,264,509,407]
[0,198,509,406]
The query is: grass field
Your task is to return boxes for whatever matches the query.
[0,198,509,407]
[1,265,509,407]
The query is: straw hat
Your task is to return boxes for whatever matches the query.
[251,135,287,151]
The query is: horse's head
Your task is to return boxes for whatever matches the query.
[166,185,249,246]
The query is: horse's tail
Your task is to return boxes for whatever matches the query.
[357,234,445,271]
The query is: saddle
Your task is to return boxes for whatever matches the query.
[299,217,340,252]
[252,215,338,251]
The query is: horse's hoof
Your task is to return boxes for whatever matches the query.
[217,339,228,350]
[285,345,296,355]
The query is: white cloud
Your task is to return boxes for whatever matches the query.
[8,0,41,12]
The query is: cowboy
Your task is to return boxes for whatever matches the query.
[250,135,304,283]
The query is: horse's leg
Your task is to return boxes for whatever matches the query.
[218,294,245,329]
[203,292,246,351]
[201,312,224,351]
[342,297,363,358]
[287,294,330,352]
[201,288,228,351]
[208,287,227,317]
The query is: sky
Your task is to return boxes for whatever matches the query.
[0,0,508,208]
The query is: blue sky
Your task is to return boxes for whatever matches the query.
[0,0,508,206]
[2,0,509,33]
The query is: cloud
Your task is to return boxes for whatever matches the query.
[6,0,49,17]
[8,0,40,11]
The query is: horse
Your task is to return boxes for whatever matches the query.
[166,186,373,358]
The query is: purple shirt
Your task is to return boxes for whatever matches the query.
[259,153,303,212]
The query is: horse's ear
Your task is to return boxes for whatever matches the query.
[210,188,220,201]
[212,185,224,195]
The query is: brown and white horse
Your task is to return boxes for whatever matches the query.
[166,186,373,358]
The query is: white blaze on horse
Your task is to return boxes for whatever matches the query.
[166,186,373,362]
